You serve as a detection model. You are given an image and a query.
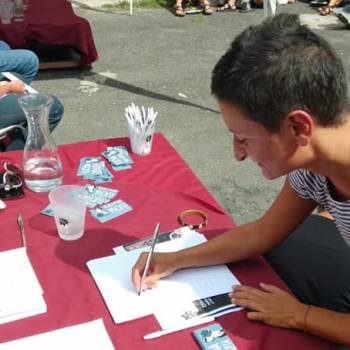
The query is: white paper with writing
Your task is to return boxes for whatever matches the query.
[87,227,240,325]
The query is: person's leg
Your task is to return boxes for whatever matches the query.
[48,96,64,132]
[0,94,27,128]
[0,94,27,150]
[0,49,39,85]
[264,215,350,313]
[200,0,213,14]
[237,0,253,11]
[217,0,236,11]
[319,0,344,14]
[0,41,11,51]
[0,94,64,151]
[173,0,185,16]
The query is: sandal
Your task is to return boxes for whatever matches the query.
[239,1,253,12]
[318,4,333,14]
[217,0,236,11]
[173,5,185,16]
[200,3,213,14]
[309,0,328,6]
[227,0,236,9]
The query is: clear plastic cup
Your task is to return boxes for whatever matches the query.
[13,0,24,22]
[48,185,87,241]
[0,0,14,24]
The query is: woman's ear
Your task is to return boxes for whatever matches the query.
[285,110,314,146]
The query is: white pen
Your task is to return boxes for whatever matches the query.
[138,223,161,296]
[143,316,215,340]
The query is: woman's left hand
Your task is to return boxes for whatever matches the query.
[230,282,307,330]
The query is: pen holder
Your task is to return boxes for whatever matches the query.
[125,103,158,156]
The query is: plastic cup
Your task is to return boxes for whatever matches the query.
[13,0,24,22]
[48,185,87,241]
[0,0,14,24]
[128,122,155,156]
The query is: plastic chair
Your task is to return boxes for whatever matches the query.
[0,124,27,150]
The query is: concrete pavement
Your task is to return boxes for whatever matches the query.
[33,3,350,225]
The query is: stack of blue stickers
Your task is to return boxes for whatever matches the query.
[90,199,133,223]
[192,323,237,350]
[83,184,119,208]
[42,185,132,223]
[77,157,113,184]
[102,146,133,171]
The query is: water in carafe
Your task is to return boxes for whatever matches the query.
[23,155,62,192]
[18,94,63,192]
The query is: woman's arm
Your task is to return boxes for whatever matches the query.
[132,179,317,288]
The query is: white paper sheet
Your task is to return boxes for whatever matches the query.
[154,295,243,330]
[0,293,46,325]
[0,319,114,350]
[0,247,43,297]
[87,227,240,325]
[0,247,46,324]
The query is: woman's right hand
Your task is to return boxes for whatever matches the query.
[131,252,179,291]
[9,80,26,93]
[0,80,25,95]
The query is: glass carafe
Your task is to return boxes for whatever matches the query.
[18,93,63,192]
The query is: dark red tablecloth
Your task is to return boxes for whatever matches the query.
[0,0,98,65]
[0,134,335,349]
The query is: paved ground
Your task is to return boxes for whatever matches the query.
[33,2,350,225]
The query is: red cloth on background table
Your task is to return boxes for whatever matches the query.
[0,134,335,349]
[0,0,98,65]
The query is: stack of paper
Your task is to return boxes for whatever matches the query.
[87,227,241,328]
[0,247,46,325]
[0,319,114,349]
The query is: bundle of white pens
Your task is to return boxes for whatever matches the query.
[125,103,158,156]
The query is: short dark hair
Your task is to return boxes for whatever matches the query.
[211,14,350,131]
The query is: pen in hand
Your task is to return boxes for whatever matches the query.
[138,223,160,296]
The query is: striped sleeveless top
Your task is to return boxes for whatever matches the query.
[288,169,350,247]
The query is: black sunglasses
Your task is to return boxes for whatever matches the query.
[0,162,24,199]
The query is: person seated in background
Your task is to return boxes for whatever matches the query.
[0,41,63,151]
[173,0,213,16]
[132,14,350,348]
[0,40,38,85]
